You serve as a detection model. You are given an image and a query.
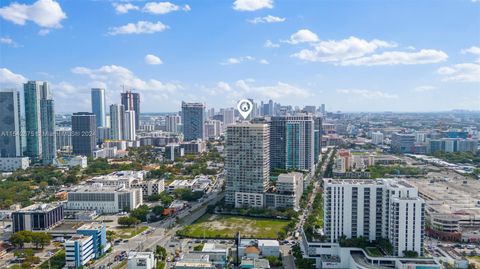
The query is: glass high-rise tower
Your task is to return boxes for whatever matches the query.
[24,81,56,164]
[109,104,125,140]
[121,91,140,130]
[91,88,106,127]
[181,102,205,141]
[270,115,315,172]
[72,112,96,157]
[0,89,22,157]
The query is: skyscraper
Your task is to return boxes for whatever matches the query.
[222,108,235,126]
[319,104,326,115]
[181,102,205,141]
[109,104,125,140]
[165,114,181,133]
[270,115,315,172]
[123,110,136,141]
[91,88,106,127]
[72,112,96,157]
[0,89,22,157]
[24,81,56,164]
[225,123,270,208]
[40,94,56,164]
[324,178,425,257]
[314,116,322,163]
[121,91,140,130]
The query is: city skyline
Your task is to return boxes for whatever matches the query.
[0,0,479,113]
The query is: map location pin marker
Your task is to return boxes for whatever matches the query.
[237,99,253,119]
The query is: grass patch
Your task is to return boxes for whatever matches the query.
[365,247,383,257]
[468,256,480,262]
[39,250,65,269]
[177,214,289,239]
[113,260,127,269]
[114,226,148,239]
[157,260,166,269]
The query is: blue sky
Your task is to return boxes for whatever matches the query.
[1,0,479,113]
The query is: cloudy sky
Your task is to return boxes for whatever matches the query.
[0,0,479,113]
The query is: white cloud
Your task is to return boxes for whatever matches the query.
[113,3,139,14]
[264,40,279,48]
[144,54,163,65]
[71,65,182,93]
[108,21,168,36]
[221,56,255,65]
[0,68,28,87]
[340,49,448,66]
[205,81,233,95]
[52,81,77,97]
[248,15,285,24]
[259,59,269,64]
[237,80,310,99]
[292,36,396,62]
[462,46,480,62]
[286,29,319,44]
[143,2,179,14]
[437,63,480,82]
[115,2,190,15]
[38,29,51,36]
[217,81,232,92]
[0,37,21,47]
[436,46,480,83]
[413,85,437,92]
[233,0,273,11]
[336,89,398,99]
[0,0,66,28]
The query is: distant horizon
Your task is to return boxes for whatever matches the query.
[1,0,479,112]
[52,109,480,115]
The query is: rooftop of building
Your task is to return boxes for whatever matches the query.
[201,243,228,253]
[17,203,62,213]
[324,178,381,185]
[181,253,210,262]
[77,222,105,231]
[174,261,213,268]
[227,122,268,128]
[240,258,270,268]
[128,252,154,260]
[245,246,260,254]
[408,178,480,218]
[91,170,145,181]
[66,234,92,243]
[68,184,137,193]
[277,172,303,183]
[257,240,280,247]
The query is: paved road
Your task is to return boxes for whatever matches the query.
[281,245,295,269]
[93,180,225,269]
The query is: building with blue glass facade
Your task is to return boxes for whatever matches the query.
[181,102,205,141]
[76,222,107,258]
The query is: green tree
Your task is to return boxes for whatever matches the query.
[130,205,151,222]
[118,216,140,227]
[31,232,51,249]
[106,230,116,243]
[403,250,419,258]
[152,205,165,216]
[11,231,33,248]
[155,245,167,261]
[266,255,282,267]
